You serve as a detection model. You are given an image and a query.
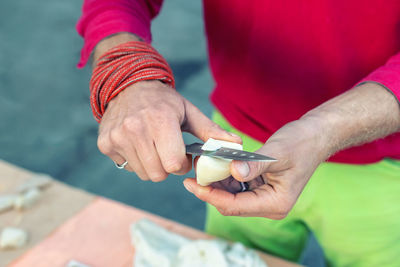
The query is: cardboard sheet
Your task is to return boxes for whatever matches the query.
[1,160,301,267]
[0,160,94,266]
[10,198,302,267]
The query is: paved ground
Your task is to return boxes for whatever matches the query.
[0,0,324,266]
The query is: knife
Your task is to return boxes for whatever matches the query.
[185,143,277,162]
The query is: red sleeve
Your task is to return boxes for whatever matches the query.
[76,0,163,68]
[358,52,400,104]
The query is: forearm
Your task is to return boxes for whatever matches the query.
[302,82,400,158]
[77,0,163,68]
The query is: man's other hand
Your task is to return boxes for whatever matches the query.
[183,118,328,219]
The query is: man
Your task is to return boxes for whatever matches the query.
[77,1,400,266]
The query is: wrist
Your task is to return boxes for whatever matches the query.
[90,41,174,122]
[93,32,141,66]
[297,112,337,161]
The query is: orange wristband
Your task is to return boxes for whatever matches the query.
[89,41,175,122]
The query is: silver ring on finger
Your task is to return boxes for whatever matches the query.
[114,160,128,170]
[240,182,249,192]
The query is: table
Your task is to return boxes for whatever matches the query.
[0,160,301,267]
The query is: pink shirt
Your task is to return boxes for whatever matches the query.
[77,0,400,164]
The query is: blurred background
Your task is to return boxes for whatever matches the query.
[0,0,324,266]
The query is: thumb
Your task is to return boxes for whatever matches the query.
[183,99,242,144]
[230,160,272,182]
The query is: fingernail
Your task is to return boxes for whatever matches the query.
[235,161,249,178]
[184,182,193,193]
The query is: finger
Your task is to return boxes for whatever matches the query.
[119,149,151,180]
[97,135,140,174]
[247,176,266,190]
[211,177,242,194]
[109,153,126,168]
[183,100,242,144]
[153,118,191,175]
[108,152,133,172]
[103,129,151,180]
[230,159,273,182]
[133,136,168,182]
[183,178,271,217]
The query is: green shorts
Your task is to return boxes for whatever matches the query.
[206,111,400,267]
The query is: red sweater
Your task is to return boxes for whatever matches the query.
[77,0,400,164]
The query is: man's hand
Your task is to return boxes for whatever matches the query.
[98,80,241,181]
[183,82,400,219]
[183,118,327,219]
[93,33,241,181]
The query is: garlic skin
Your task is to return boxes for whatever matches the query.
[131,219,190,267]
[0,194,18,213]
[16,173,52,193]
[0,227,28,249]
[14,187,41,211]
[130,219,267,267]
[196,138,242,186]
[176,240,228,267]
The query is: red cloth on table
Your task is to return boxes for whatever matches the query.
[77,0,400,164]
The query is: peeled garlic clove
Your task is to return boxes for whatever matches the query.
[14,187,41,211]
[196,138,242,186]
[196,157,232,186]
[0,227,28,249]
[0,194,18,213]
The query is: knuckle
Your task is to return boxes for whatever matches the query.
[218,207,238,217]
[204,124,216,137]
[194,190,207,202]
[149,172,168,182]
[97,136,112,155]
[209,123,223,133]
[131,167,151,181]
[217,208,227,216]
[203,123,225,140]
[274,206,290,219]
[164,159,184,173]
[136,174,150,181]
[271,213,288,220]
[109,129,123,145]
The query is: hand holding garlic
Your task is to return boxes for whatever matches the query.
[184,119,328,219]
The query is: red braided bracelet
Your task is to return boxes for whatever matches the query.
[89,41,175,122]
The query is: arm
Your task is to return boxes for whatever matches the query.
[94,33,240,181]
[183,82,400,219]
[304,83,400,157]
[77,0,242,181]
[76,0,163,68]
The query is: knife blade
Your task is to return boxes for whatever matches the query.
[185,143,277,162]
